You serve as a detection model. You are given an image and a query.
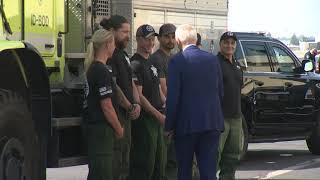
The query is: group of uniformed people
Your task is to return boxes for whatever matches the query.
[83,14,244,180]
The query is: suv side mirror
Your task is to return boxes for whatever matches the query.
[302,60,314,72]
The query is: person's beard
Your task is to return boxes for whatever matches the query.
[116,37,129,50]
[165,43,175,50]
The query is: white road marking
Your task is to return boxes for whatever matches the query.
[253,158,320,179]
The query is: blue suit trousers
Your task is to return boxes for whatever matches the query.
[175,130,220,180]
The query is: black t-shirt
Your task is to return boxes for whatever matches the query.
[83,61,117,124]
[217,52,243,119]
[131,53,162,110]
[150,49,171,78]
[108,48,134,105]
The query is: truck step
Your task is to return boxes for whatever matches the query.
[58,156,87,167]
[52,117,82,128]
[53,156,87,168]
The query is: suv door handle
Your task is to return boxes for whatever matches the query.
[255,81,264,86]
[284,82,293,88]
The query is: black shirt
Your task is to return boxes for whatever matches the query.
[108,48,134,105]
[217,52,243,119]
[150,49,171,78]
[131,53,162,110]
[83,61,117,124]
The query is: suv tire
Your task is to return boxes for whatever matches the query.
[0,90,42,180]
[241,115,249,160]
[306,116,320,155]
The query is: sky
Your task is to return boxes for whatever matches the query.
[228,0,320,38]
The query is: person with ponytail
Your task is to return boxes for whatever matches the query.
[100,15,141,180]
[83,28,124,180]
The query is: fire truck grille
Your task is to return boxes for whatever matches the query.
[96,0,111,16]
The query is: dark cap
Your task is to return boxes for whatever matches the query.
[159,23,176,36]
[136,24,158,38]
[220,31,237,42]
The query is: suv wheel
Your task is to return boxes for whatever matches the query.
[0,90,42,180]
[306,116,320,155]
[241,116,249,160]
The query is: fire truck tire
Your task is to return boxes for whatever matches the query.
[0,90,42,180]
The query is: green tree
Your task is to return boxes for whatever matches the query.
[290,34,300,45]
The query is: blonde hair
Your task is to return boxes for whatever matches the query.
[85,29,114,73]
[175,24,197,45]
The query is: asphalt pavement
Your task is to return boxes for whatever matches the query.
[47,140,320,180]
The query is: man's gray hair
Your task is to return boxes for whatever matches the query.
[175,24,197,45]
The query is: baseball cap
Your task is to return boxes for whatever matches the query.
[159,23,176,36]
[136,24,158,38]
[220,31,237,42]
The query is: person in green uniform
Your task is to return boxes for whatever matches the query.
[150,23,177,180]
[216,31,243,180]
[128,24,166,180]
[83,29,124,180]
[100,15,141,180]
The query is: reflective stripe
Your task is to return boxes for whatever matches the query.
[0,40,25,52]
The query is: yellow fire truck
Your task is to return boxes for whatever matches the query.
[0,0,227,179]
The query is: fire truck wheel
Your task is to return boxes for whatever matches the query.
[0,91,41,180]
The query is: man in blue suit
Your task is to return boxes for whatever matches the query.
[165,24,224,180]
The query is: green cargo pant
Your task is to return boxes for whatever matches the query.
[128,114,166,180]
[86,123,114,180]
[217,117,243,180]
[113,110,131,180]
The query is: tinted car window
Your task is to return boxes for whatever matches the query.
[271,46,296,73]
[241,42,271,72]
[235,43,246,67]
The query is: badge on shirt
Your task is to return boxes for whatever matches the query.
[151,65,158,77]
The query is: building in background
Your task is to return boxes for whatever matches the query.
[113,0,228,55]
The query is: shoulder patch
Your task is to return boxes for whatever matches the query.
[99,86,112,96]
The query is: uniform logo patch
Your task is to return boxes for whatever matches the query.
[151,65,158,77]
[99,86,112,96]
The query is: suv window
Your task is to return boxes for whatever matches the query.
[271,45,296,73]
[241,41,271,72]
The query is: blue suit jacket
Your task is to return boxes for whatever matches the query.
[165,45,224,136]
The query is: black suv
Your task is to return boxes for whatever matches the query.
[234,32,320,155]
